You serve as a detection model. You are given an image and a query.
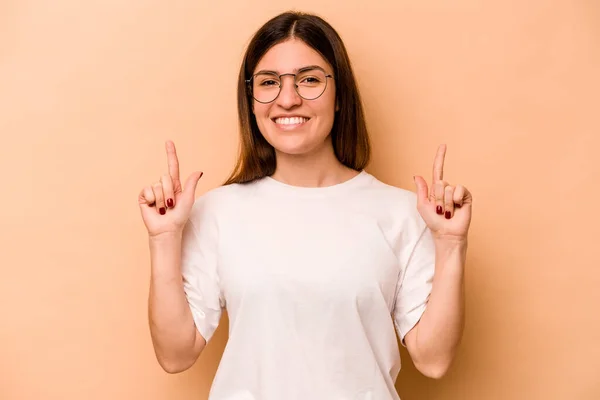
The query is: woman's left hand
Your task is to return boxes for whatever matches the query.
[413,144,473,242]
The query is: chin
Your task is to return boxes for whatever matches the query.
[271,139,318,156]
[258,119,333,157]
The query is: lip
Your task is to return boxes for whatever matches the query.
[271,114,311,120]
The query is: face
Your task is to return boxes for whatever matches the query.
[251,39,337,156]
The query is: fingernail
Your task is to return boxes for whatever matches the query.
[167,198,173,208]
[445,211,451,219]
[436,206,443,215]
[159,207,166,215]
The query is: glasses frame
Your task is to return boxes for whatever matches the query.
[245,66,334,104]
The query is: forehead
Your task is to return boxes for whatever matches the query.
[254,38,331,74]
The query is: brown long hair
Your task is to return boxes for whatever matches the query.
[223,11,371,185]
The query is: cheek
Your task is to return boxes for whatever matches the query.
[315,97,336,125]
[253,104,272,128]
[321,89,337,117]
[252,101,268,117]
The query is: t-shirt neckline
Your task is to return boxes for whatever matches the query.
[261,170,371,196]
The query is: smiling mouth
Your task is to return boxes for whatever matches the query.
[272,117,310,130]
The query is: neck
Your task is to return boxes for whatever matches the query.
[271,138,358,187]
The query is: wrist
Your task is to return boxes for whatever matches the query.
[149,230,183,244]
[434,236,468,262]
[148,231,184,281]
[433,234,468,248]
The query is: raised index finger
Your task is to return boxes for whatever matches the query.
[432,144,447,182]
[165,140,182,191]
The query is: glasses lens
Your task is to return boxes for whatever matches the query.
[252,73,280,103]
[296,69,327,100]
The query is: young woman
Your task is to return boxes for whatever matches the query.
[139,11,472,400]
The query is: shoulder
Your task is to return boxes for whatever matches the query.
[189,179,262,219]
[359,172,426,234]
[361,172,419,211]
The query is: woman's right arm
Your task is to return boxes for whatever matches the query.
[148,231,206,373]
[138,140,206,373]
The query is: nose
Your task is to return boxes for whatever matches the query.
[275,75,302,108]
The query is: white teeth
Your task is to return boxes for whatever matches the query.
[275,117,308,125]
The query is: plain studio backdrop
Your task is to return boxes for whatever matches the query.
[1,1,599,399]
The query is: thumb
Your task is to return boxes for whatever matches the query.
[413,175,429,205]
[182,171,204,201]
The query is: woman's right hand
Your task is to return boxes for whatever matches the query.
[138,140,203,238]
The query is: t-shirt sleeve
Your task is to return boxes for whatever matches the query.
[180,195,224,343]
[393,222,436,347]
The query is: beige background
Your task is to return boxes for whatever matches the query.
[1,0,599,399]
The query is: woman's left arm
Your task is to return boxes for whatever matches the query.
[404,237,467,379]
[404,144,473,379]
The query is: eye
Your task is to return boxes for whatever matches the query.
[296,69,326,86]
[299,76,321,84]
[260,79,279,87]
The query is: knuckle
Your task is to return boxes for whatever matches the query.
[143,188,154,199]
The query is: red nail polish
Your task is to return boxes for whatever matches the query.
[445,211,451,219]
[436,206,443,215]
[167,198,173,208]
[159,207,166,215]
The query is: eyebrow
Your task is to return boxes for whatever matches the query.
[254,65,327,75]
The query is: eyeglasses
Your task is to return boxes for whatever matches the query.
[246,66,334,104]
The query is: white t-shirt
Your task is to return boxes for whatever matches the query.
[181,170,435,400]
